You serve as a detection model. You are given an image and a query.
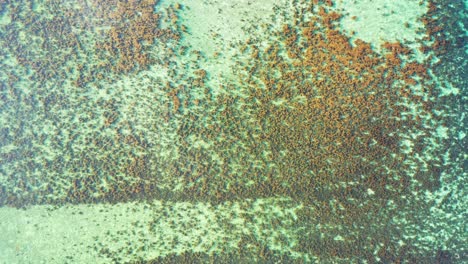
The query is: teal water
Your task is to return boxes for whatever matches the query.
[0,0,466,263]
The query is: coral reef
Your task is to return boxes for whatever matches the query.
[93,0,180,74]
[0,0,464,261]
[0,0,183,207]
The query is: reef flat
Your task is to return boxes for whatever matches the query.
[0,0,466,263]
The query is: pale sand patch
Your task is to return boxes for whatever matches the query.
[334,0,428,51]
[157,0,290,96]
[0,198,304,263]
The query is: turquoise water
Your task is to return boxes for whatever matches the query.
[0,0,466,263]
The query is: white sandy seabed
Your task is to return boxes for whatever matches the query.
[0,0,465,263]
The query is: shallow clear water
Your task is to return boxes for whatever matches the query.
[0,0,466,263]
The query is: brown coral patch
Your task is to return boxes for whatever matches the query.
[92,0,180,73]
[177,4,437,216]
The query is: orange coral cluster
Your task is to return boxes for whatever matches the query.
[241,8,428,204]
[190,2,444,261]
[93,0,180,73]
[8,0,181,87]
[170,2,437,215]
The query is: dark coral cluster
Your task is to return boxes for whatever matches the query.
[1,0,180,86]
[92,0,181,74]
[0,0,183,207]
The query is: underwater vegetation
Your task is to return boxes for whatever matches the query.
[0,0,465,262]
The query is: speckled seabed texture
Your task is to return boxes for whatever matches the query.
[0,0,466,263]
